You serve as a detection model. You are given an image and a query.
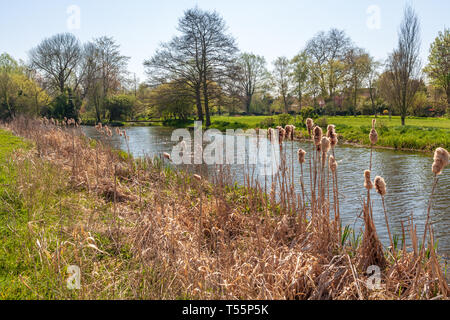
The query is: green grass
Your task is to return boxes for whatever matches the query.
[205,115,450,152]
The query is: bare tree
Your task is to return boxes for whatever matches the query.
[272,56,292,114]
[385,5,422,125]
[237,53,268,114]
[146,8,237,126]
[29,33,82,94]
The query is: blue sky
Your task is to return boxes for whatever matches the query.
[1,0,448,81]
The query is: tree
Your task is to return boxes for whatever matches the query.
[105,94,136,121]
[82,37,129,122]
[385,5,422,125]
[305,29,352,112]
[424,28,449,106]
[0,53,49,119]
[29,33,82,94]
[291,51,310,110]
[237,53,268,114]
[150,83,194,120]
[366,58,381,116]
[344,47,371,115]
[272,57,292,114]
[144,7,237,126]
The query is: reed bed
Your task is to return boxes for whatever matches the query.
[0,115,449,300]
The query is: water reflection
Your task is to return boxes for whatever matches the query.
[81,125,450,258]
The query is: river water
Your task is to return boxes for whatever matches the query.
[81,125,450,259]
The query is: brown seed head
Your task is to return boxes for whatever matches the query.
[306,118,314,136]
[364,170,373,190]
[313,126,322,146]
[321,137,331,154]
[329,155,337,172]
[193,174,202,182]
[432,147,449,175]
[297,149,306,164]
[369,128,378,145]
[374,176,387,196]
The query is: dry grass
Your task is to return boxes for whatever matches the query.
[0,116,448,300]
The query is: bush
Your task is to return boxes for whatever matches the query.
[277,114,293,127]
[259,117,276,128]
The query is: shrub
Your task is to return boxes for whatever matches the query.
[277,114,293,127]
[259,117,276,128]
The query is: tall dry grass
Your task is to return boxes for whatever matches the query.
[1,115,449,300]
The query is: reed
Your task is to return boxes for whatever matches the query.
[0,116,448,300]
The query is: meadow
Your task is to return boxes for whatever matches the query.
[209,115,450,152]
[0,116,448,300]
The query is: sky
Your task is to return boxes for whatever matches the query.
[1,0,448,81]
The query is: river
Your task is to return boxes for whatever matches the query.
[81,125,450,260]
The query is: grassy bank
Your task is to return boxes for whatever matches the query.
[209,115,450,152]
[1,118,448,299]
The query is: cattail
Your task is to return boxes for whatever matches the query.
[267,128,274,141]
[193,174,202,181]
[369,128,378,145]
[432,147,449,175]
[374,176,387,196]
[313,126,322,146]
[306,118,314,136]
[364,170,373,190]
[329,155,337,172]
[321,137,331,154]
[297,149,306,164]
[369,119,378,145]
[278,128,285,145]
[163,152,171,161]
[285,125,295,140]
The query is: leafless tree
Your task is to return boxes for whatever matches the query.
[385,5,422,125]
[29,33,82,94]
[145,7,237,126]
[236,53,268,114]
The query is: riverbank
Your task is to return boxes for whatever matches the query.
[1,118,448,299]
[80,115,450,153]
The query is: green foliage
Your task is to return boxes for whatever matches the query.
[299,106,318,123]
[258,117,276,128]
[277,114,293,127]
[105,94,136,121]
[49,88,82,120]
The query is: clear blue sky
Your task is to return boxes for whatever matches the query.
[1,0,448,81]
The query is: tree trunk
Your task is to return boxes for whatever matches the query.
[195,86,203,122]
[401,115,405,126]
[246,95,251,114]
[203,80,211,127]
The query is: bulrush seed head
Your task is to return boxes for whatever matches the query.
[193,174,202,181]
[297,149,306,164]
[369,128,378,145]
[374,176,387,196]
[278,128,286,145]
[285,125,295,140]
[432,147,449,175]
[329,155,337,172]
[364,170,373,190]
[321,137,331,154]
[306,118,314,136]
[313,126,322,146]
